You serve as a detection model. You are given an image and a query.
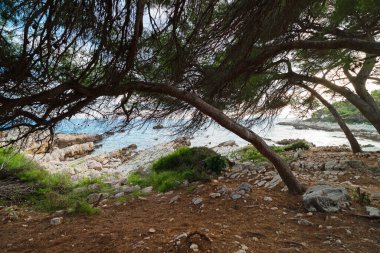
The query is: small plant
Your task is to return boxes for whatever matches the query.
[204,155,227,174]
[231,145,286,163]
[352,187,371,205]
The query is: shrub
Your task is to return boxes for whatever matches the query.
[231,145,286,163]
[152,146,219,173]
[283,140,310,151]
[128,147,227,192]
[204,155,227,174]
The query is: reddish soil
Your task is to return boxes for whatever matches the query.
[1,149,380,253]
[1,183,379,253]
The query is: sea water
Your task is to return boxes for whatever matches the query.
[56,118,380,154]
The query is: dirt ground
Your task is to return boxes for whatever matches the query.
[1,150,380,253]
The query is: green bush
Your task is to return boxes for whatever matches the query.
[0,148,104,215]
[204,155,227,174]
[152,146,219,173]
[283,140,310,151]
[128,147,227,192]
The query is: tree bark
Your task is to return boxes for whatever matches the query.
[300,84,362,153]
[105,82,307,195]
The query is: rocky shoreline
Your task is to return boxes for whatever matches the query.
[278,120,380,142]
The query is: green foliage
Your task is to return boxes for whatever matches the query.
[230,145,286,163]
[283,141,310,151]
[127,169,208,193]
[0,148,105,215]
[352,188,371,205]
[128,147,227,192]
[152,146,219,173]
[204,155,228,174]
[311,90,380,124]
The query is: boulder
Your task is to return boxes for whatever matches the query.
[217,140,237,147]
[173,137,191,149]
[325,160,364,171]
[303,184,351,212]
[152,124,164,129]
[50,142,95,161]
[236,182,253,193]
[87,160,103,171]
[55,134,102,148]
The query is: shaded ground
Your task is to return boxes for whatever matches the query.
[1,149,380,253]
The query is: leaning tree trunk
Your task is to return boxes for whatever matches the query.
[119,83,307,195]
[301,84,362,153]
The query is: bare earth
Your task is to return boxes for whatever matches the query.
[1,149,380,253]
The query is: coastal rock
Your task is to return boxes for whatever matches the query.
[152,124,164,129]
[55,133,102,148]
[303,184,350,212]
[217,140,237,147]
[50,142,95,161]
[87,160,103,171]
[173,137,191,149]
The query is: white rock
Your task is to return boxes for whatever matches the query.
[264,196,273,202]
[87,160,103,171]
[50,217,63,225]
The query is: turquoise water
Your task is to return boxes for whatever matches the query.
[56,118,380,153]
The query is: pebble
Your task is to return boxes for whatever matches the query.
[231,193,242,200]
[50,217,63,225]
[209,192,221,199]
[298,219,314,226]
[148,228,156,233]
[190,243,199,252]
[264,196,273,202]
[192,197,203,205]
[169,195,180,204]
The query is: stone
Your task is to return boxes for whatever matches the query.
[264,175,282,189]
[120,185,141,193]
[169,195,180,204]
[217,140,237,147]
[217,185,229,195]
[209,192,221,199]
[141,186,153,194]
[87,193,103,204]
[192,197,203,205]
[231,193,242,200]
[148,228,156,233]
[88,183,101,191]
[190,243,199,252]
[114,192,125,198]
[153,124,164,129]
[264,196,273,202]
[236,182,253,192]
[298,219,314,226]
[55,133,102,148]
[366,206,380,217]
[50,217,63,225]
[303,184,351,212]
[87,160,103,171]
